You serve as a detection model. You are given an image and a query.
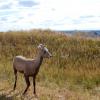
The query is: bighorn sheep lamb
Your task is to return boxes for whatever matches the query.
[13,44,52,95]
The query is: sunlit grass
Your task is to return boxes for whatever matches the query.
[0,29,100,99]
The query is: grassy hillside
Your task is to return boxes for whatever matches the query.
[0,30,100,99]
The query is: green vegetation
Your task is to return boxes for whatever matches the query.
[0,30,100,99]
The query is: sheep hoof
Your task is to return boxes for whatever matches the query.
[34,94,38,98]
[22,92,26,95]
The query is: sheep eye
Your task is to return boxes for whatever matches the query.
[44,50,46,54]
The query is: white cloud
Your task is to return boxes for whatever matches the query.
[0,0,100,31]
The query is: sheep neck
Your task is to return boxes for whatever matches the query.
[37,56,43,67]
[35,55,43,70]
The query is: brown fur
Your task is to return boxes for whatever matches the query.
[13,44,52,95]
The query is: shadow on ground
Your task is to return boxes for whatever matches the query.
[0,94,14,100]
[0,89,19,100]
[0,88,37,100]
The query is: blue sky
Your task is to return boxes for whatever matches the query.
[0,0,100,31]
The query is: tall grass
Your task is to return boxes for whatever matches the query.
[0,29,100,90]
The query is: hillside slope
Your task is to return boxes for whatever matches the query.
[0,30,100,99]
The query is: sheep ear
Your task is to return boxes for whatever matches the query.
[38,44,44,49]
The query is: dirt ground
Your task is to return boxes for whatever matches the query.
[0,80,100,100]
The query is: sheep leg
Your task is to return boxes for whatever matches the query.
[33,76,36,95]
[13,68,17,90]
[23,75,30,95]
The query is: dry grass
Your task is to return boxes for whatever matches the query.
[0,80,100,100]
[0,29,100,99]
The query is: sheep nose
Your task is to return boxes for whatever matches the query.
[48,52,52,58]
[50,54,52,57]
